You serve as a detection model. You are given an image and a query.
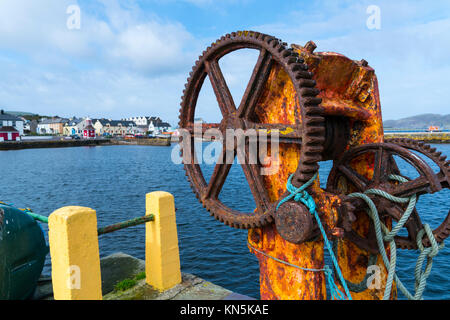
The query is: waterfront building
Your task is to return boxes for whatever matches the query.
[0,126,20,142]
[63,118,84,136]
[82,118,96,139]
[135,125,150,135]
[122,116,172,131]
[93,119,136,136]
[0,110,24,136]
[36,119,51,134]
[37,117,69,135]
[122,116,150,126]
[23,119,37,134]
[148,120,172,135]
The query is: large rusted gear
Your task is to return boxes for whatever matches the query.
[178,31,325,229]
[327,140,450,250]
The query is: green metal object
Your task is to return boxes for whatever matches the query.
[16,207,154,237]
[97,215,155,235]
[20,209,48,224]
[0,204,48,300]
[0,200,153,300]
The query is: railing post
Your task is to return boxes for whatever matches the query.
[48,206,102,300]
[146,191,181,291]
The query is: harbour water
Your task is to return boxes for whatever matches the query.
[1,144,449,299]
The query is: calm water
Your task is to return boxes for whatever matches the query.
[0,143,449,299]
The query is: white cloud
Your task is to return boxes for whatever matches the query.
[0,0,448,126]
[0,0,193,73]
[0,0,199,125]
[111,21,192,73]
[252,0,450,120]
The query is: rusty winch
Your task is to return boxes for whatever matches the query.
[177,31,450,300]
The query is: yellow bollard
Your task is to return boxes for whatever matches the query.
[146,191,181,291]
[48,206,102,300]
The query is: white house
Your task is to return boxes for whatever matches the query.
[148,120,172,135]
[122,116,149,126]
[0,110,24,136]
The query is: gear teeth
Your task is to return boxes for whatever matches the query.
[368,137,450,249]
[303,116,324,126]
[298,79,316,87]
[179,30,325,228]
[287,57,297,64]
[303,97,322,107]
[293,64,308,72]
[300,88,320,97]
[295,71,313,79]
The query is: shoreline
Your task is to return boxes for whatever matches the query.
[0,133,448,151]
[0,137,171,150]
[384,132,450,144]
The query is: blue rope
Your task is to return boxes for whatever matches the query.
[276,172,352,300]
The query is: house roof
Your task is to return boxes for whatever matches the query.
[65,118,82,126]
[0,126,19,132]
[0,111,22,122]
[95,119,136,127]
[39,118,69,125]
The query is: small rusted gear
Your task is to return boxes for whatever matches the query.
[327,141,450,250]
[178,31,325,229]
[385,138,450,248]
[385,137,449,189]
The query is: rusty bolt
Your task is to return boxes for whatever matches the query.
[304,41,317,53]
[274,201,314,244]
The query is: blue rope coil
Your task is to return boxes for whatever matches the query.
[276,172,352,300]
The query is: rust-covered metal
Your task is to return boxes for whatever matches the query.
[178,31,450,300]
[97,215,155,236]
[179,31,326,229]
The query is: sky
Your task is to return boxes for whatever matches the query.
[0,0,449,127]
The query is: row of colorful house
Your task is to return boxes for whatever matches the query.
[0,110,173,141]
[62,117,173,137]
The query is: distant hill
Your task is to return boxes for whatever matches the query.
[383,114,450,129]
[4,111,37,116]
[4,111,52,121]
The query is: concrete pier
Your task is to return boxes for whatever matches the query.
[384,132,450,143]
[34,252,255,300]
